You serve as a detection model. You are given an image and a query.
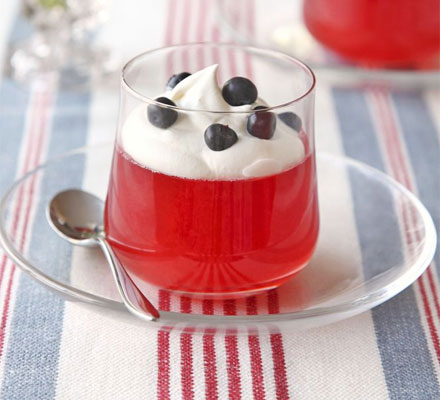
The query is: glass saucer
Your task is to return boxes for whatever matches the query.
[216,0,440,87]
[0,144,436,334]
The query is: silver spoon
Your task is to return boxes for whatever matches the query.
[47,189,160,321]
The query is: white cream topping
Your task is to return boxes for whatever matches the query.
[121,64,305,180]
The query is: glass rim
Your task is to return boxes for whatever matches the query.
[121,42,316,114]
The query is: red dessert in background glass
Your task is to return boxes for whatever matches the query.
[304,0,440,67]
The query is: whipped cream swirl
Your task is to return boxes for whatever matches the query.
[121,65,305,179]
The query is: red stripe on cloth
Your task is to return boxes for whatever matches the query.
[203,299,214,315]
[267,289,280,316]
[0,268,16,357]
[0,90,52,360]
[246,297,266,399]
[225,334,241,400]
[159,289,171,311]
[246,296,257,315]
[244,0,255,78]
[418,277,440,360]
[196,0,207,69]
[157,290,171,400]
[0,93,41,286]
[164,0,176,45]
[180,295,192,314]
[211,26,221,81]
[180,0,195,71]
[267,291,289,400]
[157,330,171,400]
[164,0,177,77]
[227,48,237,76]
[202,300,218,400]
[17,91,51,248]
[370,89,440,362]
[180,296,195,400]
[180,0,192,71]
[248,335,265,399]
[427,269,440,322]
[223,300,242,400]
[270,333,289,400]
[180,331,194,399]
[203,331,218,400]
[0,257,8,289]
[223,299,237,316]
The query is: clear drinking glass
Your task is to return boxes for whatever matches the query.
[104,43,318,298]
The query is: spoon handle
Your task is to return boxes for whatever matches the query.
[97,238,160,321]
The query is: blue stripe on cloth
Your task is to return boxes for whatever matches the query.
[391,92,440,269]
[1,89,91,400]
[0,79,30,193]
[7,12,32,43]
[0,13,32,194]
[332,87,440,399]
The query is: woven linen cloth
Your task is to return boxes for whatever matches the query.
[0,1,439,399]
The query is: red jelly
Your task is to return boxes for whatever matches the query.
[104,147,319,296]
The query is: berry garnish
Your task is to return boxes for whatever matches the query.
[204,124,238,151]
[247,108,276,140]
[147,97,178,129]
[166,72,191,89]
[222,77,258,106]
[278,112,302,132]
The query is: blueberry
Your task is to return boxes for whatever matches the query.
[247,108,276,140]
[204,124,238,151]
[222,77,258,106]
[278,112,302,132]
[147,97,178,129]
[166,72,191,89]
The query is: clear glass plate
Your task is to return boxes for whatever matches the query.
[0,144,436,334]
[216,0,440,88]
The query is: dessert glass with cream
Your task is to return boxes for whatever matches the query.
[105,44,318,298]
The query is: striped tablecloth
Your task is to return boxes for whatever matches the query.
[0,1,439,399]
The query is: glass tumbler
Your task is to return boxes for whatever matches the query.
[303,0,440,67]
[105,43,318,298]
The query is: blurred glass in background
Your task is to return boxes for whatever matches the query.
[9,0,440,90]
[217,0,440,87]
[303,0,440,68]
[10,0,116,88]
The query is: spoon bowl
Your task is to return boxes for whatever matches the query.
[47,189,160,321]
[47,190,104,247]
